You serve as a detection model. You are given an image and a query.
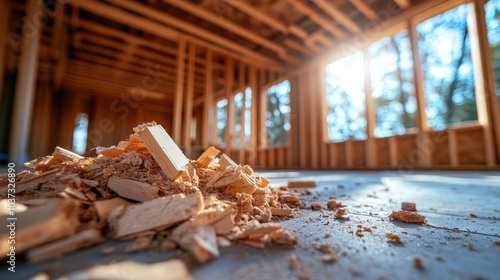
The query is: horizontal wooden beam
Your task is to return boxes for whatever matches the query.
[347,0,379,21]
[162,0,285,55]
[106,0,283,67]
[286,0,345,39]
[313,0,361,33]
[223,0,288,33]
[394,0,411,9]
[70,0,179,41]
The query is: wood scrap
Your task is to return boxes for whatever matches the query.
[135,123,189,180]
[108,191,203,239]
[94,198,133,221]
[287,180,316,188]
[218,153,237,168]
[27,228,104,263]
[52,146,84,161]
[0,169,59,195]
[0,199,27,215]
[62,259,191,280]
[269,229,298,245]
[413,255,424,270]
[401,202,416,211]
[0,199,79,257]
[64,186,88,201]
[326,198,343,210]
[311,202,323,211]
[389,210,426,224]
[321,252,338,262]
[123,233,156,253]
[170,222,219,263]
[386,233,401,243]
[270,208,293,217]
[97,146,126,158]
[107,176,159,202]
[197,146,220,167]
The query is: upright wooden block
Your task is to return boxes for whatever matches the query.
[136,124,189,180]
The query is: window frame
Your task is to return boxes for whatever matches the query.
[262,78,292,148]
[321,0,486,145]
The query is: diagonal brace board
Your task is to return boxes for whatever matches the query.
[136,124,189,180]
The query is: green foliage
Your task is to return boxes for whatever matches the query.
[266,80,290,146]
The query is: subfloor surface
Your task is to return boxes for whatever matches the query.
[1,170,499,280]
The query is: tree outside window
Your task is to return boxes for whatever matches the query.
[266,80,291,146]
[370,29,416,138]
[325,52,367,142]
[216,99,227,147]
[417,4,478,130]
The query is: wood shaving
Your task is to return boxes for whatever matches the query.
[326,198,343,210]
[389,210,426,224]
[311,202,323,211]
[321,252,338,262]
[413,256,424,270]
[289,254,299,270]
[401,202,416,211]
[386,233,401,243]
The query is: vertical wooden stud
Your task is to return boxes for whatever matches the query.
[225,56,234,157]
[183,42,196,158]
[467,1,497,166]
[173,37,186,143]
[202,49,213,148]
[9,0,43,165]
[409,19,431,167]
[364,47,377,167]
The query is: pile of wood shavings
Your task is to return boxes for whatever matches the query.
[0,122,300,270]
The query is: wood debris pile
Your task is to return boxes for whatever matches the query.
[0,122,299,266]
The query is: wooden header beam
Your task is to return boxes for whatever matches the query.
[106,0,282,67]
[162,0,285,55]
[223,0,288,33]
[286,0,345,39]
[348,0,379,21]
[313,0,361,33]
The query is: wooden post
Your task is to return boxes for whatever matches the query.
[409,19,431,167]
[308,67,319,169]
[9,0,43,165]
[298,71,309,168]
[0,0,10,104]
[317,70,329,169]
[345,140,354,168]
[249,65,257,166]
[53,1,66,90]
[468,1,498,166]
[258,69,267,151]
[288,75,300,169]
[448,129,458,167]
[173,37,186,144]
[225,56,234,156]
[183,42,196,158]
[364,48,377,167]
[202,49,213,148]
[239,62,246,164]
[389,137,398,167]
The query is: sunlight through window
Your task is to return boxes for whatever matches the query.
[325,52,366,142]
[216,99,227,147]
[72,113,89,155]
[369,29,416,137]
